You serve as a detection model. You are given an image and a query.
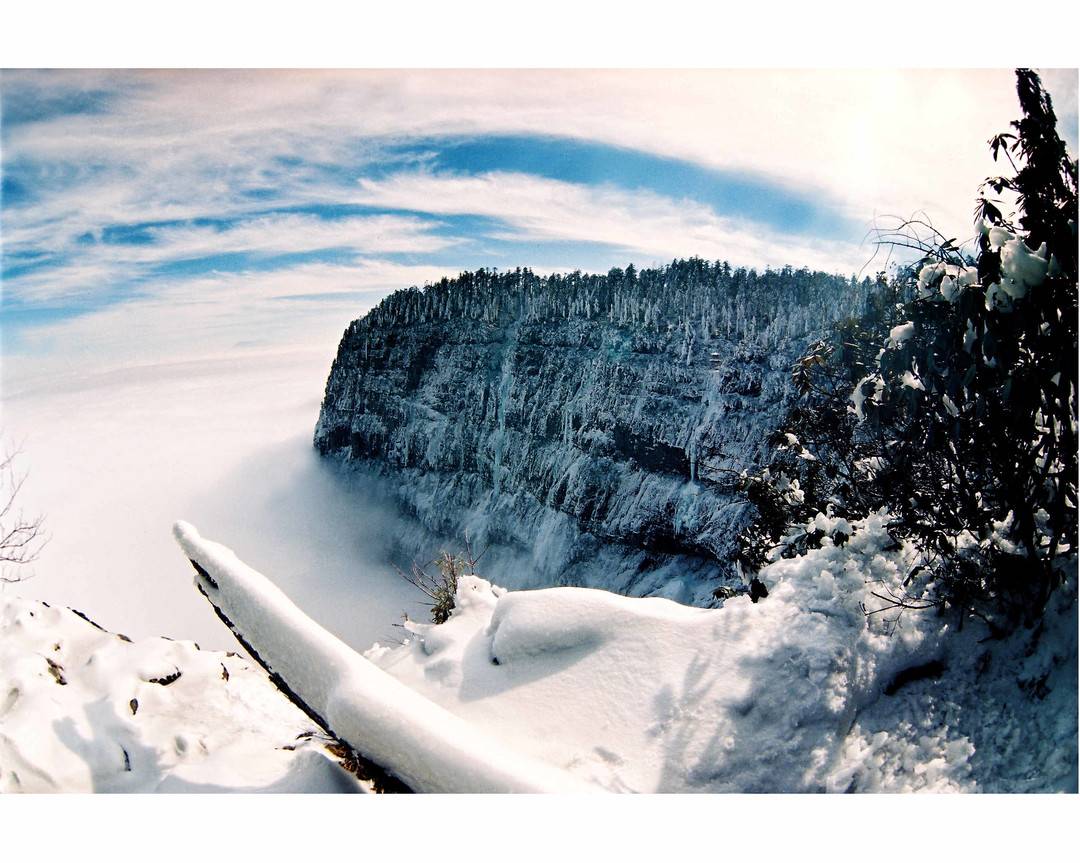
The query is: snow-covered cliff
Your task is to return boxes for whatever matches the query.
[315,259,873,601]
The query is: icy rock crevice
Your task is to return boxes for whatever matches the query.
[314,262,873,600]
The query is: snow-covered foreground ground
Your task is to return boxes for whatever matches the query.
[0,595,362,792]
[2,509,1074,793]
[1,350,417,653]
[160,513,1074,793]
[375,514,1077,792]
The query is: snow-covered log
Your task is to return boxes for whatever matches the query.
[314,261,875,604]
[173,521,595,793]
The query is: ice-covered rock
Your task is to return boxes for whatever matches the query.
[314,260,872,601]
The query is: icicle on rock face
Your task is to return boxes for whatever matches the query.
[314,261,873,602]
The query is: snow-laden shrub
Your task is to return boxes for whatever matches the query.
[398,547,484,624]
[738,69,1077,629]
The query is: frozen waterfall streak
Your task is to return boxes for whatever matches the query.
[172,521,596,794]
[491,318,522,495]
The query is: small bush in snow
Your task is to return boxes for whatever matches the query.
[398,545,484,624]
[1,439,47,584]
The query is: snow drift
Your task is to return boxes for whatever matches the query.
[173,521,594,793]
[173,516,1076,793]
[2,515,1073,793]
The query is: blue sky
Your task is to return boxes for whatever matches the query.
[1,69,1076,386]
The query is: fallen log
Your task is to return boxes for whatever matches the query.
[174,521,595,794]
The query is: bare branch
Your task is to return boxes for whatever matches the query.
[0,437,48,584]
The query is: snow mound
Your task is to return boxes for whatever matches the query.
[0,596,359,792]
[173,521,595,793]
[372,512,1077,792]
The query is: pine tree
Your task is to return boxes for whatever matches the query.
[738,69,1078,628]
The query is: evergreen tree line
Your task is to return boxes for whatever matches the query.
[352,258,872,346]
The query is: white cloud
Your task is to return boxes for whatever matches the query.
[2,348,421,652]
[3,260,134,304]
[352,170,871,274]
[7,69,1064,246]
[136,213,454,258]
[3,259,458,390]
[4,69,1075,377]
[4,213,456,302]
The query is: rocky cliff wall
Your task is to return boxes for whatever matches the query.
[315,261,872,604]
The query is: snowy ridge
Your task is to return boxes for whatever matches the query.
[173,521,596,793]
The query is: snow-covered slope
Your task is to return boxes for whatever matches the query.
[314,262,873,602]
[8,514,1069,793]
[0,595,360,793]
[173,521,594,793]
[175,518,1077,793]
[371,511,1076,792]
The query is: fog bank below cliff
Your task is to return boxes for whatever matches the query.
[2,350,417,652]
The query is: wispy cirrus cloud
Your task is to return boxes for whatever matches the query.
[3,258,459,388]
[351,170,873,274]
[5,212,458,303]
[2,69,1075,386]
[7,69,1061,238]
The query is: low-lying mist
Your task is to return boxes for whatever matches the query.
[1,349,427,653]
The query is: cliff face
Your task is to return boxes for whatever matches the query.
[315,260,872,603]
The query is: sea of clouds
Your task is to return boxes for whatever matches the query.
[2,347,420,653]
